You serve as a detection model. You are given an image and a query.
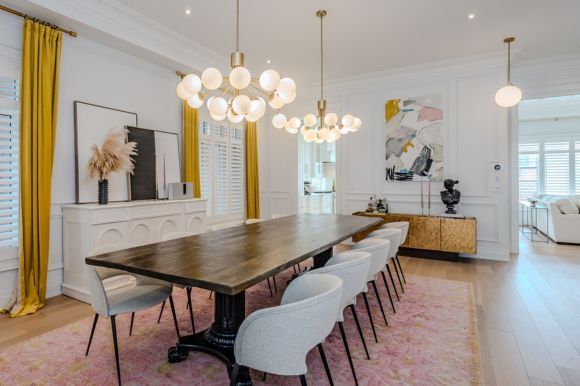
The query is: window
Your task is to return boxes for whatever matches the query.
[544,141,570,195]
[518,142,539,200]
[576,141,580,194]
[0,75,19,250]
[198,116,245,221]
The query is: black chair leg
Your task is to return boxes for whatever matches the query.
[267,277,274,297]
[386,264,400,301]
[186,287,196,333]
[209,291,213,300]
[229,363,239,386]
[381,271,396,313]
[392,257,404,293]
[110,315,121,385]
[300,374,308,386]
[85,313,99,356]
[396,253,407,283]
[350,304,370,360]
[293,265,298,274]
[371,280,388,326]
[263,372,267,381]
[362,292,378,343]
[168,295,180,339]
[317,343,334,386]
[129,312,135,336]
[338,322,359,386]
[157,300,166,323]
[272,275,278,293]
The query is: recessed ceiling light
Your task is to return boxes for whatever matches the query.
[468,13,475,20]
[185,9,191,15]
[266,59,272,64]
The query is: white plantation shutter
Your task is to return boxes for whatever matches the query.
[544,141,570,195]
[518,142,540,200]
[199,120,213,217]
[229,128,244,214]
[576,141,580,194]
[0,75,19,248]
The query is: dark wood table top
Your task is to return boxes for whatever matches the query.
[85,214,381,295]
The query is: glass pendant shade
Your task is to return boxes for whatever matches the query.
[232,94,252,114]
[268,93,285,109]
[259,70,281,92]
[201,68,223,90]
[176,82,193,100]
[209,96,228,115]
[272,113,287,129]
[227,109,244,123]
[495,84,522,108]
[187,93,204,108]
[304,114,317,127]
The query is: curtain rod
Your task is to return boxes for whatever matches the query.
[0,4,77,37]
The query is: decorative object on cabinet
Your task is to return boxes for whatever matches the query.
[352,212,477,261]
[385,95,444,181]
[440,179,462,215]
[74,101,138,204]
[168,182,194,200]
[86,128,137,205]
[62,199,207,303]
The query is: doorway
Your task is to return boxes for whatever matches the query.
[300,140,336,214]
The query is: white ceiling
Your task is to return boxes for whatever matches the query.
[117,0,580,85]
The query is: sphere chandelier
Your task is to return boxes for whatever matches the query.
[495,37,522,108]
[273,10,361,143]
[176,0,297,123]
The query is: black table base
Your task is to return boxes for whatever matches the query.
[167,247,333,385]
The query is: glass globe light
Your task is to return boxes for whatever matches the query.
[330,127,342,142]
[232,94,252,115]
[229,66,251,89]
[246,98,266,122]
[272,113,287,129]
[187,93,204,108]
[268,93,285,109]
[304,114,317,127]
[276,78,296,101]
[210,112,226,122]
[285,124,298,134]
[324,113,338,126]
[304,129,317,142]
[259,69,280,92]
[315,137,324,144]
[288,117,301,130]
[351,117,362,132]
[495,84,522,107]
[201,68,223,90]
[318,126,330,141]
[227,108,244,123]
[176,82,193,100]
[340,126,350,135]
[341,114,355,128]
[182,74,202,95]
[246,111,260,122]
[282,91,297,104]
[211,96,228,115]
[300,125,308,135]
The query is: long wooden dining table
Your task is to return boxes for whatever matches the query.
[85,213,382,385]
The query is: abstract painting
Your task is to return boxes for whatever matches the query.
[385,94,444,181]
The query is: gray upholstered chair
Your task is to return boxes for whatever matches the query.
[307,250,372,384]
[85,243,180,385]
[367,228,404,295]
[380,221,409,284]
[229,273,343,386]
[351,238,394,342]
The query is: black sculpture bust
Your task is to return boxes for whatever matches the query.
[440,179,461,214]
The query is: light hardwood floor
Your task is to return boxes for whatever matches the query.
[1,237,579,385]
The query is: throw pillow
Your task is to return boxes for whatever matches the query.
[556,198,580,214]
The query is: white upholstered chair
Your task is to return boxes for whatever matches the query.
[380,221,409,284]
[307,250,372,384]
[85,243,180,385]
[367,228,404,295]
[230,274,343,386]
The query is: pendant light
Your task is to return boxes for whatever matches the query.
[176,0,297,123]
[495,37,522,108]
[273,10,361,142]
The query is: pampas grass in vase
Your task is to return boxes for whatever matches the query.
[87,127,137,204]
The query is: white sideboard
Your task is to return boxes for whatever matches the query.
[62,199,207,303]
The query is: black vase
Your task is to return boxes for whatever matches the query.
[98,179,109,205]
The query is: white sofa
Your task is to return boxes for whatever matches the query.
[526,194,580,244]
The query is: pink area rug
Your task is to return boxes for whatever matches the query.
[0,269,482,385]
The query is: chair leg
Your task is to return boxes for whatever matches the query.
[381,271,396,313]
[349,304,370,360]
[157,300,166,323]
[396,253,407,283]
[209,291,213,300]
[168,295,181,339]
[85,313,99,356]
[299,374,308,386]
[392,257,404,293]
[317,343,334,386]
[129,312,135,336]
[293,264,298,274]
[110,315,121,385]
[362,292,378,343]
[386,264,400,301]
[267,277,274,297]
[263,372,267,381]
[371,280,388,326]
[338,322,359,386]
[272,274,278,293]
[186,287,196,333]
[229,363,240,386]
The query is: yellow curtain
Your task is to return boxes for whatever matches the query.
[7,20,62,317]
[183,102,200,198]
[245,122,260,219]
